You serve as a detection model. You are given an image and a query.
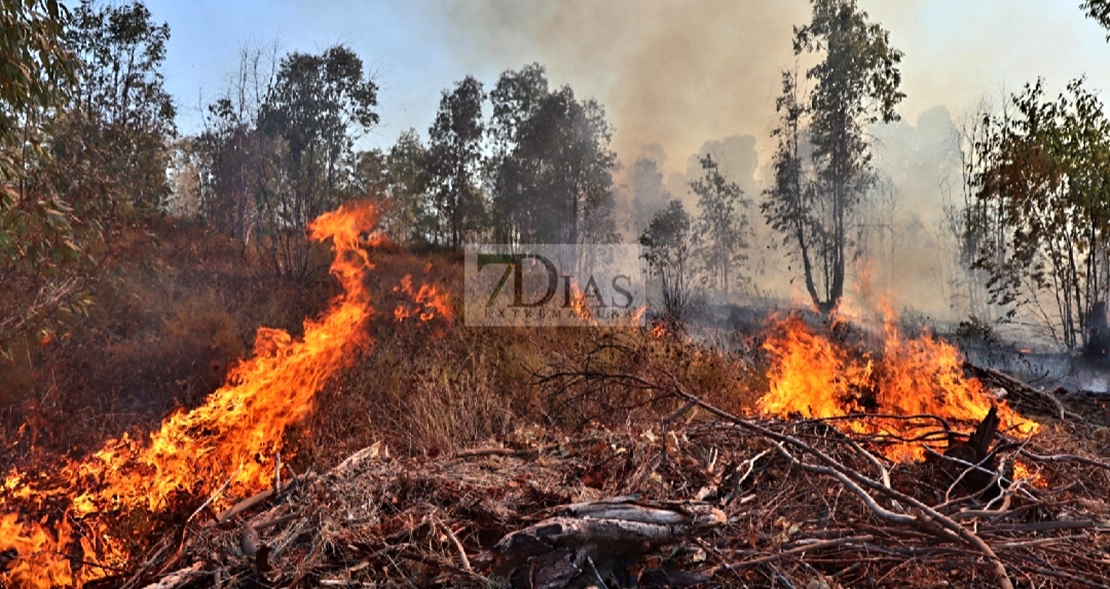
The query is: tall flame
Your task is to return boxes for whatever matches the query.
[758,311,1038,462]
[0,202,381,587]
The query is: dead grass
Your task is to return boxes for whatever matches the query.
[0,218,768,487]
[0,218,334,458]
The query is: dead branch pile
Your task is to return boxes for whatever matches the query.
[97,377,1110,589]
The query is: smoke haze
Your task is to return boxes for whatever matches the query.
[431,0,1110,322]
[444,0,809,175]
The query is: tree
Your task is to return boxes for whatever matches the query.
[0,0,93,357]
[965,79,1110,350]
[192,43,279,243]
[257,45,378,280]
[488,64,619,246]
[487,64,549,244]
[762,0,904,314]
[689,154,751,298]
[943,102,1008,323]
[427,76,486,249]
[384,129,434,243]
[640,200,695,325]
[53,0,176,217]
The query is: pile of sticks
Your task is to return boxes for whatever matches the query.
[109,370,1110,589]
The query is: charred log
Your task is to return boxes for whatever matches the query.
[942,406,1004,499]
[486,497,724,588]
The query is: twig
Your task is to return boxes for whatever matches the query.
[1018,449,1110,471]
[442,524,471,572]
[714,535,875,571]
[188,464,243,525]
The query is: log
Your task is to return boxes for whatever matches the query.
[963,363,1069,420]
[942,406,1004,499]
[487,498,725,584]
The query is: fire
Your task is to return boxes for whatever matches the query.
[568,283,591,320]
[393,273,453,323]
[758,311,1039,463]
[0,202,388,587]
[1012,461,1047,488]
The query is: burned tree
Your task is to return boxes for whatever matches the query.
[763,0,904,314]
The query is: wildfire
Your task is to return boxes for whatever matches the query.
[0,202,401,587]
[393,273,453,323]
[757,311,1039,463]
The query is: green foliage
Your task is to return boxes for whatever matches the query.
[488,64,619,246]
[0,0,94,358]
[0,0,74,140]
[965,78,1110,349]
[689,154,752,298]
[763,0,904,314]
[640,200,695,325]
[427,76,486,249]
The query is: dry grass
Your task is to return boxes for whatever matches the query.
[0,218,767,489]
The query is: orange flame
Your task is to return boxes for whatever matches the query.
[0,202,380,587]
[392,273,452,323]
[1012,461,1047,488]
[758,312,1038,463]
[568,282,591,320]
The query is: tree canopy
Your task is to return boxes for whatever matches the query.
[763,0,904,314]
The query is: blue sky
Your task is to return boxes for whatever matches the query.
[144,0,1110,171]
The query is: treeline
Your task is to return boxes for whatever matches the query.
[176,40,761,320]
[6,0,1110,355]
[182,59,623,276]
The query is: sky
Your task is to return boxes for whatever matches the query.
[144,0,1110,173]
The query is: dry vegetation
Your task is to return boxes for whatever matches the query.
[3,219,1110,589]
[0,217,762,471]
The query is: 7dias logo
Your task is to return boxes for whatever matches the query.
[464,244,645,326]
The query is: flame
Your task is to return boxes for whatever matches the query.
[567,282,646,327]
[1012,461,1047,488]
[392,273,452,323]
[757,311,1039,463]
[0,202,381,587]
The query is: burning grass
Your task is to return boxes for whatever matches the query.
[0,203,385,586]
[0,202,1108,587]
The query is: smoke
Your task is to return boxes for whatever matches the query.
[427,0,1110,322]
[441,0,808,175]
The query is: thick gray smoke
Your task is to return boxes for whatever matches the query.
[431,0,1110,322]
